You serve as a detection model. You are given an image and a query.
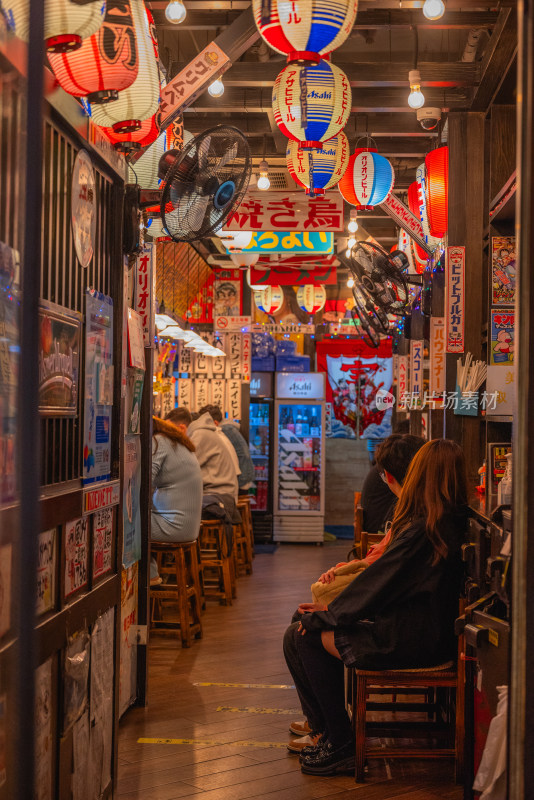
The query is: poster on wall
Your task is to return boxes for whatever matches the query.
[123,436,141,568]
[445,246,465,353]
[83,290,113,485]
[0,242,19,507]
[35,658,53,800]
[491,236,516,306]
[119,564,138,717]
[125,369,144,435]
[127,308,145,370]
[38,300,81,416]
[486,364,515,416]
[36,530,56,615]
[64,518,89,598]
[490,309,515,366]
[93,508,113,580]
[214,270,242,318]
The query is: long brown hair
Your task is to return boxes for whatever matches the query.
[388,439,468,563]
[152,416,195,453]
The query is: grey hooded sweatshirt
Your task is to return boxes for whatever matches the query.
[188,413,239,499]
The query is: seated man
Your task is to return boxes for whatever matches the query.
[198,404,242,490]
[203,404,255,494]
[288,433,424,749]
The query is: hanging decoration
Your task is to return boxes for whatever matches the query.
[297,284,326,314]
[47,0,138,103]
[3,0,106,53]
[286,131,349,195]
[229,252,260,268]
[425,146,449,239]
[252,0,358,61]
[103,114,160,152]
[254,286,284,315]
[90,0,160,134]
[272,60,351,149]
[338,147,394,210]
[128,132,166,188]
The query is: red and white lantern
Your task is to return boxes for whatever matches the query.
[297,284,326,314]
[254,286,284,315]
[338,148,394,210]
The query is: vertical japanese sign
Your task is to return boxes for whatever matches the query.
[410,340,423,407]
[134,243,155,348]
[35,658,53,800]
[36,530,56,615]
[64,517,89,597]
[241,334,251,382]
[227,379,242,421]
[123,436,141,568]
[211,335,226,377]
[210,379,226,411]
[177,377,193,407]
[227,333,242,379]
[429,317,445,402]
[195,378,209,409]
[84,291,114,484]
[445,246,465,353]
[397,355,409,410]
[178,341,193,374]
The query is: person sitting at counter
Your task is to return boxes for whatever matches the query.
[283,439,469,776]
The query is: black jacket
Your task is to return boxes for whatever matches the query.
[300,508,468,669]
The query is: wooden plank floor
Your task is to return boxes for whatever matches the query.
[117,540,463,800]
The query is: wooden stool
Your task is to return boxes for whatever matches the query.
[349,657,463,782]
[237,496,255,558]
[198,520,235,605]
[149,540,203,648]
[234,500,253,576]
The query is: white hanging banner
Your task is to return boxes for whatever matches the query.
[445,246,465,353]
[226,333,243,379]
[397,355,409,410]
[210,378,226,411]
[178,341,193,374]
[177,378,193,408]
[195,378,209,409]
[410,340,424,407]
[227,379,242,421]
[211,334,227,376]
[429,317,446,403]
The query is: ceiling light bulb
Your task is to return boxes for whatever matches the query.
[408,70,425,109]
[347,277,355,289]
[347,237,356,249]
[345,248,351,258]
[347,219,358,233]
[208,78,224,98]
[165,0,186,24]
[257,159,270,191]
[423,0,445,20]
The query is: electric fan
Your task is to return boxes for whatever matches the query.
[352,281,390,335]
[351,305,380,349]
[158,125,251,243]
[349,241,409,315]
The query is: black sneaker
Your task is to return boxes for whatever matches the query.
[300,739,355,776]
[297,732,326,759]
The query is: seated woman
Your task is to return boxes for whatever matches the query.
[283,438,469,776]
[150,417,203,582]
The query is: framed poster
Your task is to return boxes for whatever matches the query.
[214,271,242,318]
[490,308,515,366]
[83,290,113,485]
[36,530,56,616]
[64,518,89,598]
[491,236,516,306]
[93,508,113,580]
[38,300,81,416]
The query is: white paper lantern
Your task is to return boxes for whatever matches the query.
[246,268,267,291]
[222,231,254,251]
[128,133,166,188]
[286,132,349,195]
[297,284,326,314]
[3,0,106,52]
[254,286,284,315]
[90,0,160,133]
[229,252,259,268]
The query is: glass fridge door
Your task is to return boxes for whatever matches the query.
[249,401,270,512]
[277,402,322,512]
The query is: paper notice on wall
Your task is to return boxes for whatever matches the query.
[195,378,209,409]
[210,379,226,412]
[119,565,138,717]
[178,340,193,374]
[227,333,242,379]
[36,529,56,615]
[72,712,90,800]
[227,379,242,421]
[241,334,251,383]
[93,508,113,580]
[177,377,193,408]
[211,334,226,377]
[486,365,516,416]
[90,608,114,796]
[65,518,89,598]
[35,658,53,800]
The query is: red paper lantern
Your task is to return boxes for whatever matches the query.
[103,115,159,153]
[48,0,138,104]
[425,146,448,239]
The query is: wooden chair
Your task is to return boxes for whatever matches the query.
[353,491,364,559]
[237,496,255,558]
[360,531,384,558]
[348,637,465,782]
[149,540,203,648]
[198,519,235,605]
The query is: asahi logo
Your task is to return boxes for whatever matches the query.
[39,341,75,388]
[289,380,312,393]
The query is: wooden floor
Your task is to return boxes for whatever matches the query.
[117,540,462,800]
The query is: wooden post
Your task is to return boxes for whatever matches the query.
[444,112,486,482]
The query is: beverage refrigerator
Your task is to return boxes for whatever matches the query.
[249,372,275,542]
[274,372,326,543]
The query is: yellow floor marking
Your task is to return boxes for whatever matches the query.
[216,706,301,715]
[138,737,287,749]
[193,681,295,689]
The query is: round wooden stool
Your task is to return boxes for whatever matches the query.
[149,540,203,647]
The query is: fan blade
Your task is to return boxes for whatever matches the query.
[189,194,210,231]
[197,136,212,171]
[217,142,238,169]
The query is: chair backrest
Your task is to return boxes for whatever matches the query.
[354,491,364,558]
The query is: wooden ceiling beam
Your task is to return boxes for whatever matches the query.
[470,8,517,111]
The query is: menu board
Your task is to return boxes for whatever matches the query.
[64,518,89,598]
[36,530,56,615]
[93,509,113,580]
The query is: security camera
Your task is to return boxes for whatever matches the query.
[416,107,442,131]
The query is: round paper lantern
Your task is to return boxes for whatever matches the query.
[252,0,358,61]
[128,133,166,188]
[221,231,254,251]
[338,148,394,209]
[104,115,160,153]
[47,0,138,103]
[425,146,448,239]
[229,252,259,268]
[297,284,326,314]
[90,0,159,134]
[286,131,349,195]
[3,0,106,53]
[254,286,284,315]
[272,60,351,148]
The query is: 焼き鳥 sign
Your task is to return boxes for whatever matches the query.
[239,231,334,255]
[226,193,344,232]
[445,246,465,353]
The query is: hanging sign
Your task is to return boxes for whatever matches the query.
[248,322,315,334]
[177,377,193,407]
[134,243,155,347]
[380,193,431,256]
[83,481,120,514]
[445,246,465,353]
[429,317,445,402]
[250,264,337,286]
[178,340,193,373]
[241,334,251,382]
[195,378,210,409]
[227,378,242,421]
[210,378,226,410]
[410,340,423,407]
[397,354,409,409]
[239,231,334,255]
[71,149,96,268]
[226,193,344,232]
[276,372,325,400]
[227,333,243,379]
[215,315,251,332]
[157,42,231,130]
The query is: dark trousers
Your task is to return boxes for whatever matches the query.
[283,622,353,747]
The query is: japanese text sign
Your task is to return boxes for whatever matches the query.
[250,264,337,286]
[135,243,155,348]
[64,517,89,598]
[445,246,465,353]
[226,378,242,421]
[239,231,334,255]
[210,378,226,410]
[157,43,231,130]
[215,315,251,332]
[410,340,424,406]
[429,317,445,402]
[178,377,192,407]
[380,193,431,256]
[241,334,251,382]
[226,193,344,232]
[397,355,408,410]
